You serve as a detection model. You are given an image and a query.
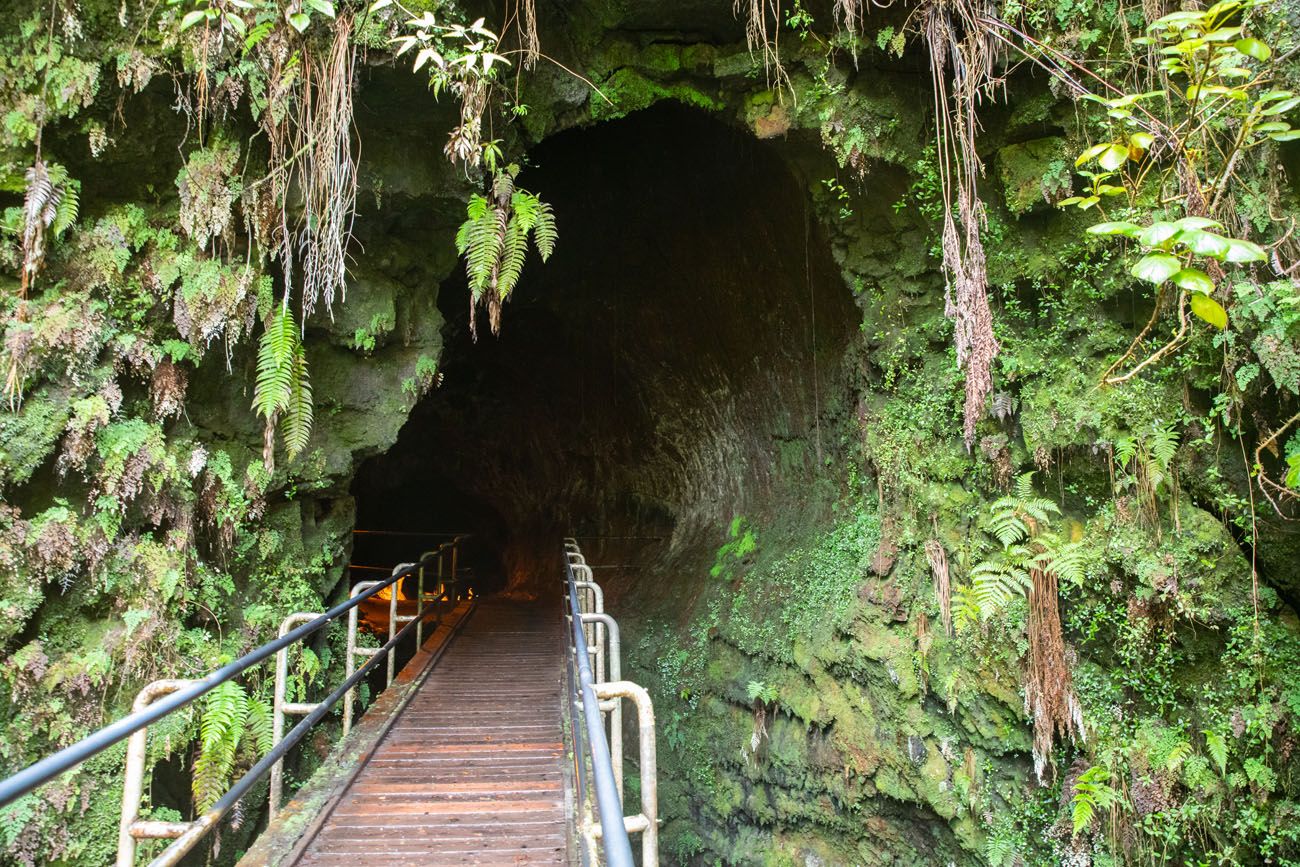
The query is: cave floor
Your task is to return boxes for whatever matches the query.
[295,599,570,866]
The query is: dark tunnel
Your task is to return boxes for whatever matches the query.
[349,103,859,601]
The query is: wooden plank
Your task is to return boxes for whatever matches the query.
[283,598,572,866]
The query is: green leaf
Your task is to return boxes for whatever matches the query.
[1190,293,1228,329]
[1087,221,1143,237]
[1174,216,1222,231]
[1262,97,1300,116]
[1139,221,1179,247]
[1099,143,1130,171]
[1270,130,1300,141]
[287,11,310,31]
[1131,252,1182,284]
[1130,132,1155,151]
[181,9,207,29]
[1172,268,1215,293]
[1075,143,1109,168]
[1178,229,1231,259]
[1223,238,1267,263]
[1234,37,1270,61]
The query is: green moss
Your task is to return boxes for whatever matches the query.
[590,68,723,122]
[997,137,1071,215]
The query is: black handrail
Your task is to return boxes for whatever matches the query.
[0,542,458,810]
[563,543,635,866]
[149,580,447,865]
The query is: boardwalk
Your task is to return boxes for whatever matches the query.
[294,599,569,866]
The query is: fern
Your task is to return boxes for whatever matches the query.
[970,553,1032,617]
[1165,740,1193,772]
[246,697,274,756]
[965,473,1085,622]
[253,306,297,421]
[985,834,1018,867]
[252,305,313,465]
[454,164,557,335]
[193,681,250,813]
[1204,729,1227,775]
[281,344,313,460]
[952,584,983,631]
[533,199,556,260]
[1071,765,1123,837]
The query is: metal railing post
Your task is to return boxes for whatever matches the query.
[117,680,198,867]
[562,543,636,867]
[270,612,323,822]
[582,612,623,800]
[344,580,382,737]
[387,563,416,686]
[594,681,658,867]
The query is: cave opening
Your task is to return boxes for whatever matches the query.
[350,103,859,605]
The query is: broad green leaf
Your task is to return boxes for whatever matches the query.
[1205,0,1242,20]
[1223,238,1267,263]
[1131,252,1182,284]
[1262,97,1300,116]
[1255,121,1292,134]
[1203,26,1242,42]
[1174,216,1222,231]
[181,8,206,29]
[1172,268,1215,293]
[1077,196,1100,210]
[1087,221,1143,237]
[1190,293,1228,329]
[1234,37,1270,61]
[368,0,393,10]
[1179,229,1231,258]
[1075,143,1109,167]
[1098,184,1127,196]
[1151,10,1203,27]
[1099,143,1130,171]
[1130,132,1155,151]
[1271,130,1300,141]
[1260,90,1296,103]
[223,12,246,35]
[1139,221,1179,247]
[287,10,310,30]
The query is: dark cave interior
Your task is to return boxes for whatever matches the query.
[348,104,858,600]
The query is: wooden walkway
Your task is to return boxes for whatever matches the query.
[293,599,569,866]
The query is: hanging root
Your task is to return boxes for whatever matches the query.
[925,538,953,636]
[734,0,791,95]
[521,0,540,69]
[296,16,359,319]
[916,0,1001,450]
[1026,567,1086,783]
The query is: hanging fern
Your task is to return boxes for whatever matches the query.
[454,162,557,338]
[193,681,250,813]
[252,304,313,469]
[246,697,275,756]
[17,160,79,296]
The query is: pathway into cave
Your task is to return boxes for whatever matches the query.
[351,104,857,603]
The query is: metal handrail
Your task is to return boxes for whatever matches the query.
[0,535,468,864]
[563,541,636,867]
